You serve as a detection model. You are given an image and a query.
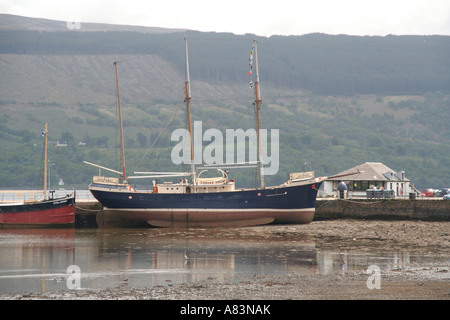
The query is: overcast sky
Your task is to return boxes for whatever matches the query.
[1,0,449,36]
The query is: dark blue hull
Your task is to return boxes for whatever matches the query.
[90,181,322,227]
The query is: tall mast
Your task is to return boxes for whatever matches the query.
[114,61,127,182]
[184,36,195,178]
[43,123,48,199]
[253,39,265,189]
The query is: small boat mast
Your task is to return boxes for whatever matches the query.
[113,61,127,182]
[253,39,265,189]
[184,36,195,179]
[43,123,48,199]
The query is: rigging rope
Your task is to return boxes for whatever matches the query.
[136,102,183,167]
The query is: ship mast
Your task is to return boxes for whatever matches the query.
[43,123,48,200]
[253,39,265,189]
[114,61,127,182]
[184,36,195,179]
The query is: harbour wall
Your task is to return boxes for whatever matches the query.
[75,202,102,228]
[314,199,450,221]
[75,199,450,228]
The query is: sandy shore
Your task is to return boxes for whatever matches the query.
[1,220,449,300]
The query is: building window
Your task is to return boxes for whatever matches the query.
[350,182,360,191]
[348,181,383,191]
[362,181,370,190]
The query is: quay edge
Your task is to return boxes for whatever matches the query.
[314,199,450,221]
[74,201,102,228]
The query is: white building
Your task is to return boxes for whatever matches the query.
[321,162,413,198]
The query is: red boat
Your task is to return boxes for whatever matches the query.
[0,124,75,228]
[0,194,75,228]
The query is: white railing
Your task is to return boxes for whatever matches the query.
[0,190,97,203]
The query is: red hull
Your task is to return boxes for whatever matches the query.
[0,196,75,228]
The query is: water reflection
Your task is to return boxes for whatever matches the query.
[81,228,317,291]
[0,228,447,295]
[0,229,75,294]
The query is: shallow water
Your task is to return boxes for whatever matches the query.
[0,227,447,295]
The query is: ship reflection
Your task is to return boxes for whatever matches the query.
[90,228,317,287]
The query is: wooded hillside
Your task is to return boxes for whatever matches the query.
[0,15,449,190]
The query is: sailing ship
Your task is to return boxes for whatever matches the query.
[0,124,76,228]
[85,38,323,228]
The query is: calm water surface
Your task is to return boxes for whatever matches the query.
[0,227,447,295]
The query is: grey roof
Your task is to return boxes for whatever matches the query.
[326,162,410,182]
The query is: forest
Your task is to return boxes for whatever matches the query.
[1,30,449,95]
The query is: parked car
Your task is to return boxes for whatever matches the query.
[420,189,436,197]
[444,193,450,200]
[435,188,450,197]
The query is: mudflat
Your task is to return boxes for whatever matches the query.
[2,220,449,300]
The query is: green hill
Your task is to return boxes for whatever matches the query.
[0,15,449,190]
